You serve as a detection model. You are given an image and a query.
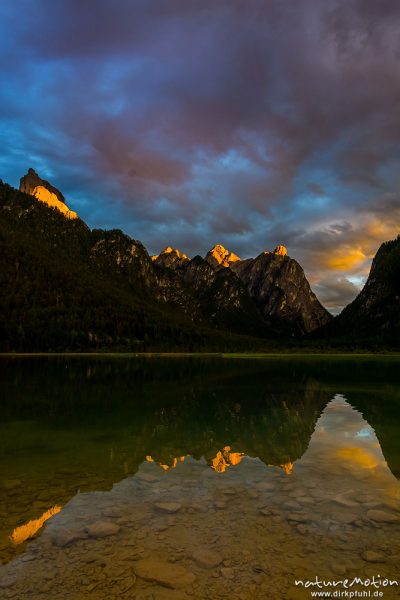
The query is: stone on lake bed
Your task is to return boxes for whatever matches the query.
[86,521,120,538]
[191,549,222,569]
[282,500,302,511]
[330,562,347,575]
[154,502,182,514]
[286,513,310,523]
[221,567,235,579]
[51,527,88,547]
[361,550,386,563]
[366,510,400,523]
[134,559,196,588]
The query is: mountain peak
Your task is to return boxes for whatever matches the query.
[19,168,78,220]
[274,245,287,256]
[151,246,189,269]
[205,244,241,268]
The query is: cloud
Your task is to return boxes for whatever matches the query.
[1,0,400,310]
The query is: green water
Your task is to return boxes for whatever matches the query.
[0,357,400,599]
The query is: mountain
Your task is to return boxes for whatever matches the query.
[0,169,331,350]
[230,246,332,335]
[320,235,400,346]
[1,176,262,351]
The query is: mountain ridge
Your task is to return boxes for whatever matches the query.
[4,168,398,350]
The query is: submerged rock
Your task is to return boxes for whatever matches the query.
[134,559,196,588]
[366,510,400,523]
[85,521,120,538]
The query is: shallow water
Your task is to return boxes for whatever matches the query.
[0,357,400,599]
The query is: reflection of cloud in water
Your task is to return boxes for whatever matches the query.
[302,393,391,479]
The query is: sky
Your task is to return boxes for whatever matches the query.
[1,0,400,314]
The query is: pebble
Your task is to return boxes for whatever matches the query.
[134,558,196,588]
[192,549,222,569]
[361,550,386,563]
[154,502,182,514]
[282,500,302,511]
[50,527,88,547]
[86,521,120,538]
[331,562,347,575]
[221,567,235,580]
[286,513,309,523]
[367,510,400,523]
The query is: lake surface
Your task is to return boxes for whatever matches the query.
[0,356,400,599]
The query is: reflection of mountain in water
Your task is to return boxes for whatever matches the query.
[0,358,330,478]
[1,356,400,563]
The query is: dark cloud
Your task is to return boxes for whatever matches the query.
[1,0,400,310]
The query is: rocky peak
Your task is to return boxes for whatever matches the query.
[19,168,77,220]
[205,244,241,268]
[273,245,287,256]
[151,246,189,269]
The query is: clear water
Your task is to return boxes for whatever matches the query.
[0,357,400,599]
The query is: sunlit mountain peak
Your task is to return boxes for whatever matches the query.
[19,168,78,220]
[205,244,241,268]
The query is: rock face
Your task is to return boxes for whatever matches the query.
[205,244,240,268]
[230,249,332,335]
[319,235,400,345]
[152,246,189,269]
[177,255,271,336]
[19,168,77,219]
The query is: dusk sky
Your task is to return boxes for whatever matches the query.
[1,0,400,313]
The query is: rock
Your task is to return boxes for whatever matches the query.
[221,567,235,579]
[259,508,273,516]
[134,559,196,589]
[230,248,332,334]
[214,501,227,510]
[297,525,307,535]
[51,528,88,547]
[192,549,222,569]
[367,510,400,523]
[205,244,241,268]
[331,563,347,575]
[273,245,287,256]
[286,513,310,523]
[361,551,386,563]
[152,247,190,269]
[282,501,302,511]
[86,521,120,538]
[332,493,359,508]
[19,168,77,219]
[154,502,182,514]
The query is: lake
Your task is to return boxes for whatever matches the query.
[0,356,400,599]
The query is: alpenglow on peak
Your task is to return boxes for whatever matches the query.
[205,244,241,268]
[19,168,78,220]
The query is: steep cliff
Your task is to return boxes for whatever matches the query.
[19,168,78,219]
[231,246,332,335]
